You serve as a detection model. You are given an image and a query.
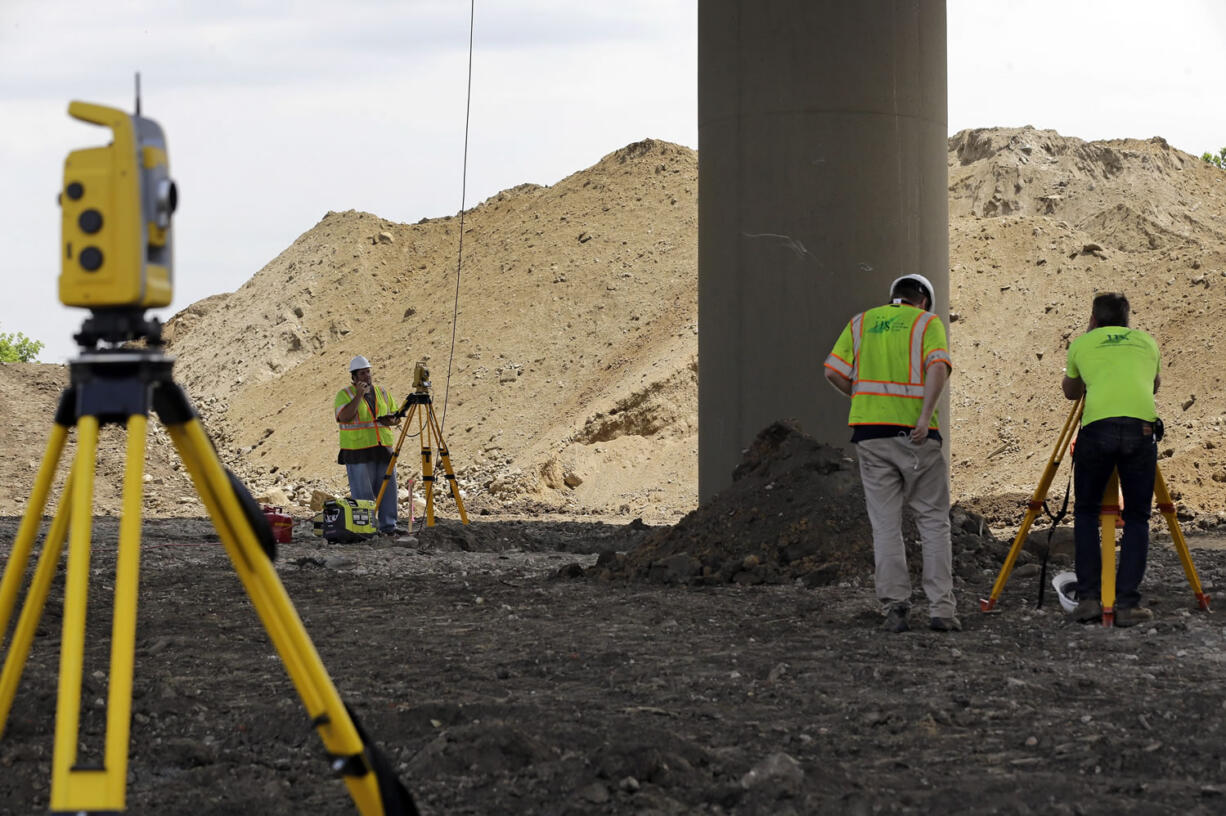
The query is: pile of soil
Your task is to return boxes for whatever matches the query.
[157,138,700,526]
[594,421,1022,589]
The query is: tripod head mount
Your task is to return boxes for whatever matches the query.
[387,389,432,421]
[73,308,165,350]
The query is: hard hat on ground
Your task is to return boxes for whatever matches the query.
[889,274,935,308]
[1051,571,1078,613]
[349,355,371,372]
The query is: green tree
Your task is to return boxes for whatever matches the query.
[1203,147,1226,169]
[0,327,45,362]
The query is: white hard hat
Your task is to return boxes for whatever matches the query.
[348,355,371,372]
[889,274,935,307]
[1051,571,1078,613]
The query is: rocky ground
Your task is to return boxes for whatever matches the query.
[5,422,1226,814]
[3,511,1226,815]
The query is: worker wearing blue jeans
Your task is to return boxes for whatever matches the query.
[335,355,403,535]
[1063,293,1161,627]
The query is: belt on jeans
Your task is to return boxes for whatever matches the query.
[1085,417,1155,435]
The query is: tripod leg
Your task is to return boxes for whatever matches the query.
[1,419,71,649]
[2,392,77,737]
[980,398,1083,611]
[48,414,148,812]
[165,412,416,816]
[425,404,468,524]
[50,415,102,807]
[1154,465,1211,610]
[1,468,74,738]
[1099,470,1120,627]
[416,405,436,526]
[375,407,414,511]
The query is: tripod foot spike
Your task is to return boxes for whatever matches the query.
[978,598,998,613]
[1197,593,1212,611]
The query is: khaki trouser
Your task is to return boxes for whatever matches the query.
[856,436,956,618]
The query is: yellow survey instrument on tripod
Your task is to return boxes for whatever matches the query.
[375,361,469,527]
[0,92,417,815]
[979,397,1210,626]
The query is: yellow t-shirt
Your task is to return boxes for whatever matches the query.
[1066,326,1160,425]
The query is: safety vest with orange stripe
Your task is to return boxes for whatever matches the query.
[825,302,953,429]
[334,385,397,450]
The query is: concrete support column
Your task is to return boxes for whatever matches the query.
[698,0,949,501]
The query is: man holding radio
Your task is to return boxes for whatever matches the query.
[334,355,402,535]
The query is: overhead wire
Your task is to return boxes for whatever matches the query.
[439,0,476,438]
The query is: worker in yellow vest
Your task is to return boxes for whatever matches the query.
[824,274,957,634]
[334,355,402,535]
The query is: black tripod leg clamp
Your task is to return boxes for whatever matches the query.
[310,712,370,776]
[311,708,420,814]
[327,751,371,778]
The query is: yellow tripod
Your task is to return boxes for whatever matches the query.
[0,345,417,815]
[980,397,1210,626]
[375,365,468,528]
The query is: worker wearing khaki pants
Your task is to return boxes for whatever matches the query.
[856,434,956,625]
[824,273,957,634]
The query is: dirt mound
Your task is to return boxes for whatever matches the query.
[947,127,1221,239]
[594,422,1014,587]
[0,363,202,516]
[156,137,699,524]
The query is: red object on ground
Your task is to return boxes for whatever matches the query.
[262,505,293,543]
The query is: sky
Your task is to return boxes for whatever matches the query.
[2,0,1225,364]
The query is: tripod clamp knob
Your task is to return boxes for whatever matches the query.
[328,752,371,778]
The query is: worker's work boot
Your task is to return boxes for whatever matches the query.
[1114,606,1154,628]
[929,616,962,632]
[881,603,910,633]
[1070,598,1103,624]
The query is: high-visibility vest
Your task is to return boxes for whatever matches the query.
[334,385,396,450]
[825,303,952,429]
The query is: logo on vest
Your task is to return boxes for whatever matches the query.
[866,315,905,334]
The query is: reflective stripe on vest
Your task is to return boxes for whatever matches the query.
[825,352,854,379]
[849,313,864,382]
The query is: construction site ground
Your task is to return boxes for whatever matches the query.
[4,128,1226,813]
[3,513,1226,815]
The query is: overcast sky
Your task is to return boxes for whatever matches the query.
[3,1,1224,363]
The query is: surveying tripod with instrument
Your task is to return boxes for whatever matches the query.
[374,361,469,528]
[0,97,416,814]
[979,396,1210,627]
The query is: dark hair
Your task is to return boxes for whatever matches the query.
[891,278,929,307]
[1092,292,1130,327]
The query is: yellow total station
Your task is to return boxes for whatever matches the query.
[59,101,176,309]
